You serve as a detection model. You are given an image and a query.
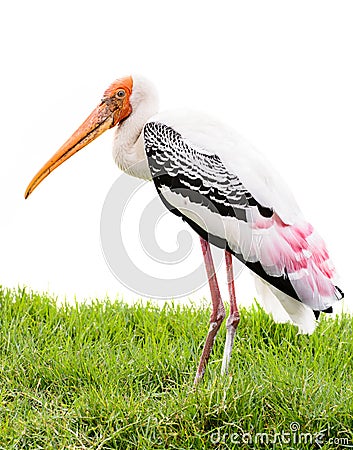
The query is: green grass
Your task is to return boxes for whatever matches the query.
[0,287,352,449]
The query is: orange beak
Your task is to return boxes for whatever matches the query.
[24,76,133,199]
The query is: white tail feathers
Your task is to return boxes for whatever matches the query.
[253,275,317,335]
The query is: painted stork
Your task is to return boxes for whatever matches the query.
[25,76,344,383]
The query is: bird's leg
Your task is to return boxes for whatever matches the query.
[221,250,240,375]
[194,237,225,385]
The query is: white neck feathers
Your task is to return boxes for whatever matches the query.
[112,76,159,180]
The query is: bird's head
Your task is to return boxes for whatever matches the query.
[24,76,135,199]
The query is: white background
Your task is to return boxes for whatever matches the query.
[0,1,351,309]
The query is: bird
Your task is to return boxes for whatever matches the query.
[25,75,344,384]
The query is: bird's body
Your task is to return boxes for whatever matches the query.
[112,77,342,333]
[25,75,343,382]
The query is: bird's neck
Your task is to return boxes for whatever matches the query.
[112,88,158,180]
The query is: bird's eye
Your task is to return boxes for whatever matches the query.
[116,89,126,98]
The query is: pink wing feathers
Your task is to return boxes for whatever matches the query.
[247,212,342,311]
